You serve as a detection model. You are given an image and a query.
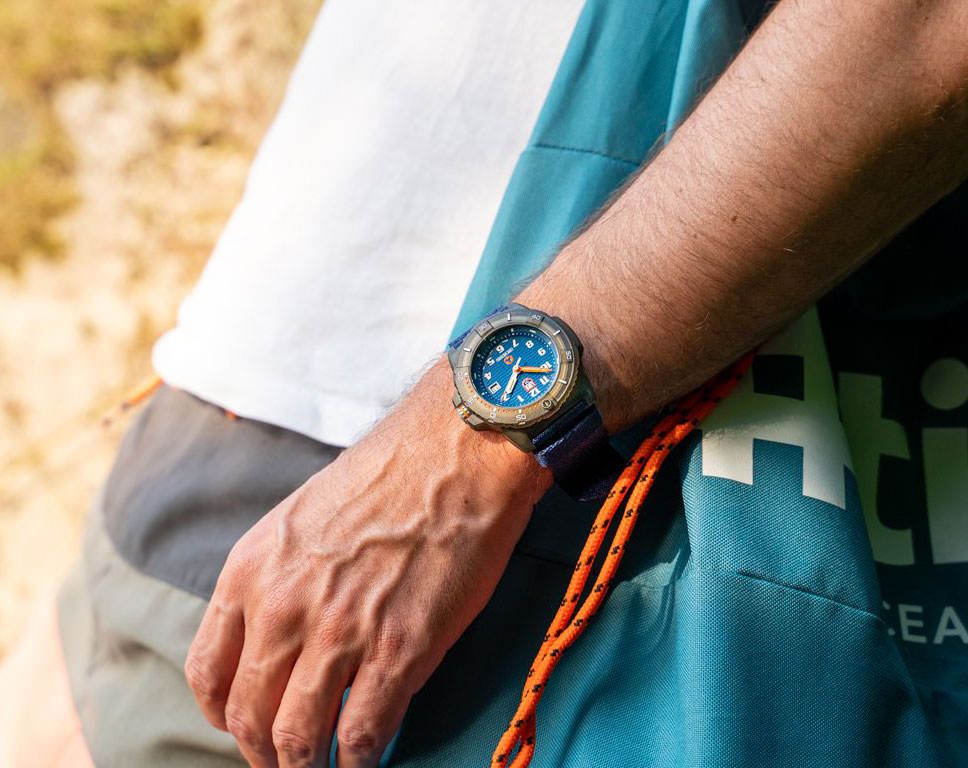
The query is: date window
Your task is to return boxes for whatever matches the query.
[488,381,502,395]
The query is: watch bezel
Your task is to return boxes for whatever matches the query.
[450,306,580,429]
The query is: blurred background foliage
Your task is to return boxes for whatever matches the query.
[0,0,320,659]
[0,0,203,269]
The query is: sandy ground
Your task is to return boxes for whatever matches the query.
[0,0,320,658]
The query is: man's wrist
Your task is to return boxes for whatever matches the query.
[514,273,664,436]
[416,358,554,506]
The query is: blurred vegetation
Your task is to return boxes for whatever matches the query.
[0,0,203,270]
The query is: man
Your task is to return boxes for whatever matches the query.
[3,0,966,766]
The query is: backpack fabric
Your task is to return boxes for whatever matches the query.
[393,0,967,765]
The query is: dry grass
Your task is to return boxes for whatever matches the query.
[0,0,203,269]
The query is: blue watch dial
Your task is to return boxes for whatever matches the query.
[471,325,560,407]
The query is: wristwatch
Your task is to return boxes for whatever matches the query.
[447,303,624,501]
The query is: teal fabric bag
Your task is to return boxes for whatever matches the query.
[380,0,967,765]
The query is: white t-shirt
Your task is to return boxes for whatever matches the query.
[153,0,582,447]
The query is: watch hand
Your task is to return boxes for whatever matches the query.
[501,358,522,401]
[519,364,552,373]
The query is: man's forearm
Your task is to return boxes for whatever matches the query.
[517,0,968,433]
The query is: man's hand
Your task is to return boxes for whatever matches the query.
[184,361,551,767]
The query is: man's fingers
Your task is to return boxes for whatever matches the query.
[184,597,245,730]
[335,663,412,768]
[224,629,301,768]
[272,652,351,768]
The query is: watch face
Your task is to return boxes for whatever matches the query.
[450,305,579,429]
[470,325,559,407]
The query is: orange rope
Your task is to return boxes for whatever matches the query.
[101,373,163,426]
[104,372,238,423]
[491,353,754,768]
[121,373,163,409]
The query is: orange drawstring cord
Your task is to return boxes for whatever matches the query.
[491,353,754,768]
[104,374,241,422]
[102,374,163,426]
[104,372,241,424]
[121,374,163,409]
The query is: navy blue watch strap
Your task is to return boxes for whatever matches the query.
[532,401,625,502]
